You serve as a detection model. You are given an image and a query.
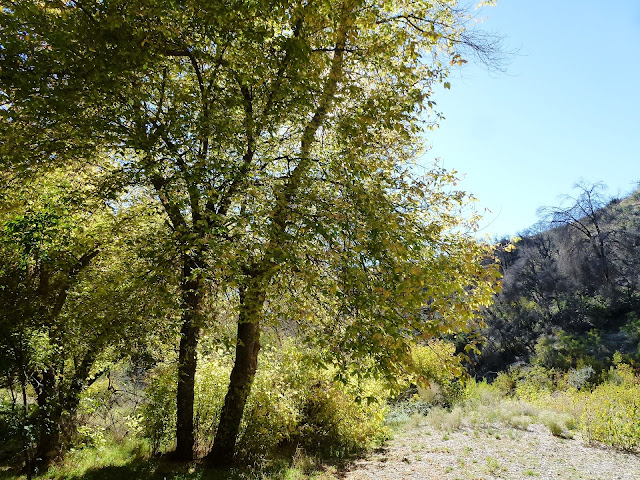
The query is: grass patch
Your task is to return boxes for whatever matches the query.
[425,406,463,432]
[485,455,504,475]
[539,411,575,439]
[0,441,342,480]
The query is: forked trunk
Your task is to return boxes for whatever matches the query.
[206,282,265,465]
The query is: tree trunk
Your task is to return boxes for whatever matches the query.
[21,369,33,479]
[33,368,62,470]
[206,282,265,465]
[174,254,202,461]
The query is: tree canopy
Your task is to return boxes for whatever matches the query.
[1,0,501,466]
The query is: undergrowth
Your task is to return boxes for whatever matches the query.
[4,343,640,479]
[389,360,640,453]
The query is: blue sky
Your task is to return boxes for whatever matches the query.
[424,1,640,239]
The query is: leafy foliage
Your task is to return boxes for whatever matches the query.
[581,364,640,451]
[1,0,502,466]
[0,164,175,467]
[140,341,388,460]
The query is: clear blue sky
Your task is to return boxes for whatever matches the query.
[424,0,640,239]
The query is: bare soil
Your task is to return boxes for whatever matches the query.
[340,423,640,480]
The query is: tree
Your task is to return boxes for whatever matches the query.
[0,164,172,470]
[538,182,614,286]
[1,0,502,463]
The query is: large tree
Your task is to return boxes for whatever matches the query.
[1,0,501,462]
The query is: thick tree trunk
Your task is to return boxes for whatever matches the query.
[206,282,265,465]
[174,255,202,461]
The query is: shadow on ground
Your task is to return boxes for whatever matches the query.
[1,455,356,480]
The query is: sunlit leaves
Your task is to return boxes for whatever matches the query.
[1,0,502,449]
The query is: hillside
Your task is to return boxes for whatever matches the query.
[472,184,640,378]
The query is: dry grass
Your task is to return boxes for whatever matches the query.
[341,392,640,480]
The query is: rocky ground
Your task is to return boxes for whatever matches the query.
[339,422,640,480]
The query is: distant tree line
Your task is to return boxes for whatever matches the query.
[473,182,640,378]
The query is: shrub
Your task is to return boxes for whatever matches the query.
[621,312,640,341]
[192,356,230,455]
[0,394,24,461]
[464,379,502,407]
[76,367,148,448]
[539,411,574,438]
[409,341,465,406]
[566,365,595,390]
[236,348,301,458]
[139,362,177,454]
[581,364,640,451]
[425,405,463,431]
[532,331,604,372]
[295,380,388,457]
[489,364,556,400]
[385,398,432,429]
[139,342,389,460]
[507,414,532,431]
[491,371,516,396]
[509,365,555,401]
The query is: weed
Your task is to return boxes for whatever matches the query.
[485,455,504,474]
[581,364,640,451]
[426,406,463,432]
[540,412,573,439]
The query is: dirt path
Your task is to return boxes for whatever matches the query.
[341,423,640,480]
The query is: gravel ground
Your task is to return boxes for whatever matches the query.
[340,423,640,480]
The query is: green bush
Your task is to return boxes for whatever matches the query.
[139,354,230,455]
[409,341,465,406]
[513,365,554,401]
[566,365,595,390]
[240,345,389,459]
[0,395,21,438]
[539,411,575,438]
[139,362,177,454]
[532,331,605,372]
[139,342,389,460]
[0,394,24,461]
[296,380,388,457]
[236,347,301,458]
[621,312,640,341]
[76,369,147,448]
[192,356,229,455]
[581,364,640,451]
[425,405,463,431]
[491,370,517,395]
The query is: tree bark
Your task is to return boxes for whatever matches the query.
[21,372,33,479]
[206,281,265,465]
[174,254,202,461]
[33,368,62,470]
